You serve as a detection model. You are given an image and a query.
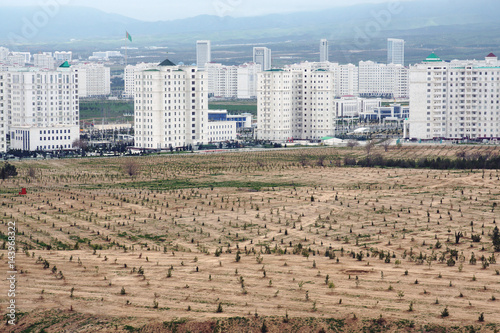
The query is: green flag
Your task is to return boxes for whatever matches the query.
[126,31,132,42]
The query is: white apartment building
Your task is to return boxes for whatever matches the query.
[54,51,73,62]
[237,63,261,99]
[124,63,156,98]
[0,73,5,152]
[407,53,500,140]
[33,53,56,70]
[207,63,238,98]
[0,47,9,62]
[257,67,336,142]
[358,61,409,99]
[11,52,31,64]
[196,40,211,71]
[134,59,210,150]
[388,38,405,65]
[286,62,359,97]
[5,54,27,67]
[1,64,81,151]
[206,62,261,99]
[74,63,111,97]
[254,47,272,71]
[320,39,329,63]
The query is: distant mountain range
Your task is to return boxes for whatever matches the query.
[1,0,500,63]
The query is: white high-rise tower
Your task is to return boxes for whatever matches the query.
[320,39,329,62]
[196,40,211,70]
[253,47,272,71]
[388,38,405,65]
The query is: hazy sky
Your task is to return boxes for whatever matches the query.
[5,0,415,21]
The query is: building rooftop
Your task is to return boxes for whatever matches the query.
[158,59,176,66]
[59,61,70,68]
[486,53,497,58]
[424,53,442,62]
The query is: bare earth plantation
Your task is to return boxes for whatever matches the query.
[1,145,500,332]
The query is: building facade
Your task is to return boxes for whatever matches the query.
[407,53,500,140]
[286,62,359,97]
[1,64,81,151]
[33,53,56,70]
[74,63,111,97]
[388,38,405,65]
[206,62,261,99]
[253,47,272,71]
[54,51,73,62]
[358,61,409,99]
[124,63,156,99]
[257,67,336,142]
[0,72,5,152]
[320,39,329,63]
[196,40,211,71]
[134,59,210,150]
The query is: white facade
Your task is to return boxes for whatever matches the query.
[335,97,382,118]
[11,52,31,64]
[237,63,261,99]
[359,61,409,98]
[0,47,9,61]
[254,47,272,71]
[320,39,329,63]
[207,63,238,98]
[6,54,26,67]
[0,66,81,151]
[196,40,211,71]
[33,53,56,70]
[286,62,359,97]
[74,63,111,97]
[388,38,405,65]
[10,125,79,151]
[89,51,122,61]
[134,60,211,149]
[257,68,336,142]
[0,73,5,152]
[54,51,72,62]
[206,121,237,142]
[206,62,261,99]
[408,53,500,140]
[124,63,156,98]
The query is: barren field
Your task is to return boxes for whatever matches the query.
[1,145,500,332]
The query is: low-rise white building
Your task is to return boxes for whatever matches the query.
[334,97,382,118]
[407,53,500,140]
[10,125,79,151]
[205,121,236,143]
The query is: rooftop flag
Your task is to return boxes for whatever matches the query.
[126,31,132,42]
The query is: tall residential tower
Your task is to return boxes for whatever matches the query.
[196,40,211,71]
[387,38,405,65]
[253,47,272,71]
[320,39,329,62]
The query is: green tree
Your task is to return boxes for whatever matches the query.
[492,226,500,252]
